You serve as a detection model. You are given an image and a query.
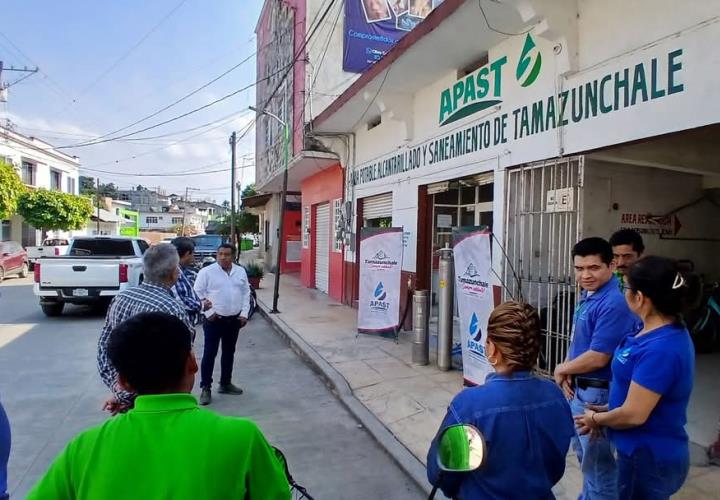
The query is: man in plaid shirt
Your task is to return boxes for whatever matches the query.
[170,237,208,326]
[97,243,193,414]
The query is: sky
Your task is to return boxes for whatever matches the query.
[0,0,264,204]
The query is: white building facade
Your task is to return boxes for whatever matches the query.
[313,0,720,454]
[0,127,81,246]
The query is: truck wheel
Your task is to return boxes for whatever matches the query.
[19,263,29,278]
[41,303,65,317]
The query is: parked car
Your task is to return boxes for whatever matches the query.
[0,241,29,283]
[33,236,148,316]
[190,234,226,266]
[26,238,70,269]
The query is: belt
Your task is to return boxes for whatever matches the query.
[213,314,240,321]
[575,377,609,390]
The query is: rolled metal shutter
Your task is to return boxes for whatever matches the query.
[314,203,330,293]
[362,192,393,220]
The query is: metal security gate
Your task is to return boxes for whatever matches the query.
[362,192,393,224]
[314,203,330,293]
[503,156,584,376]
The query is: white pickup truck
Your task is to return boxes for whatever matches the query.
[26,238,70,269]
[33,236,148,316]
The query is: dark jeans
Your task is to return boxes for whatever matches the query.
[200,316,241,389]
[617,447,689,500]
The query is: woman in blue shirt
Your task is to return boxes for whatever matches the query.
[575,256,695,499]
[427,301,574,499]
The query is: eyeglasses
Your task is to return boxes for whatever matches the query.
[621,284,634,293]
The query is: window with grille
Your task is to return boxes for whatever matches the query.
[146,216,158,224]
[66,177,76,194]
[333,198,343,252]
[172,217,183,224]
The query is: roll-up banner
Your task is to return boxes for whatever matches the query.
[452,228,494,386]
[358,227,404,336]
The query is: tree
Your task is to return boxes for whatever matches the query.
[0,160,25,219]
[17,189,94,234]
[215,210,259,236]
[79,176,118,197]
[241,183,257,199]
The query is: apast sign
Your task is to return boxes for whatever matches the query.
[349,39,691,188]
[438,33,543,127]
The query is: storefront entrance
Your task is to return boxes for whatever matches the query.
[503,124,720,455]
[417,173,495,356]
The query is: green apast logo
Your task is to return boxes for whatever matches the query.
[438,34,542,126]
[516,33,542,87]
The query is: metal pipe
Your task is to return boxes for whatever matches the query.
[437,245,454,371]
[412,290,429,365]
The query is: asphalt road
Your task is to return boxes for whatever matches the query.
[0,276,424,499]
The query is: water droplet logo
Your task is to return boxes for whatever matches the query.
[516,33,542,88]
[374,282,387,301]
[468,312,482,341]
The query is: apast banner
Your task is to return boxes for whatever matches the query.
[358,227,404,336]
[453,228,494,385]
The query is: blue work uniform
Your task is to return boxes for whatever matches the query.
[567,275,638,500]
[609,322,694,499]
[427,371,574,499]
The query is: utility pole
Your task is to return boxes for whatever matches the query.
[96,178,101,234]
[249,106,288,313]
[181,186,189,236]
[229,131,237,254]
[181,187,200,236]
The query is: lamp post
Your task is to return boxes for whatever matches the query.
[250,106,289,314]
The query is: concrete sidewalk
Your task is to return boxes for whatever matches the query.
[254,272,719,499]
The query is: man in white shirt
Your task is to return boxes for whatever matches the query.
[194,243,251,405]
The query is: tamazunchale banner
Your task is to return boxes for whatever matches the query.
[358,227,403,336]
[453,228,494,385]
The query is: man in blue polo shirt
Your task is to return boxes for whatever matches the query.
[554,237,637,500]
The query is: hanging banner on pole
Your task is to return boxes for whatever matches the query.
[453,228,494,385]
[358,227,403,336]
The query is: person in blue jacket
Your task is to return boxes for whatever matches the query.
[0,398,9,500]
[575,256,695,499]
[427,301,574,499]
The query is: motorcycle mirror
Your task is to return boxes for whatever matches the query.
[437,424,486,473]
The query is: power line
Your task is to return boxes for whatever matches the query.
[79,117,256,177]
[68,0,190,106]
[57,63,287,150]
[78,111,251,169]
[84,51,256,143]
[259,0,340,111]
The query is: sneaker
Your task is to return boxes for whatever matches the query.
[218,383,244,395]
[199,388,211,406]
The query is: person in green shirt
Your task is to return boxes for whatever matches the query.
[27,312,291,500]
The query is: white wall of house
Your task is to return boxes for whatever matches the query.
[331,1,720,278]
[139,211,207,234]
[0,127,81,245]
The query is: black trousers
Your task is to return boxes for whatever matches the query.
[200,316,241,388]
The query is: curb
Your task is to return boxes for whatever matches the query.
[256,298,437,497]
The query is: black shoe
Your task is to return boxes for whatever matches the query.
[218,383,244,395]
[199,388,211,405]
